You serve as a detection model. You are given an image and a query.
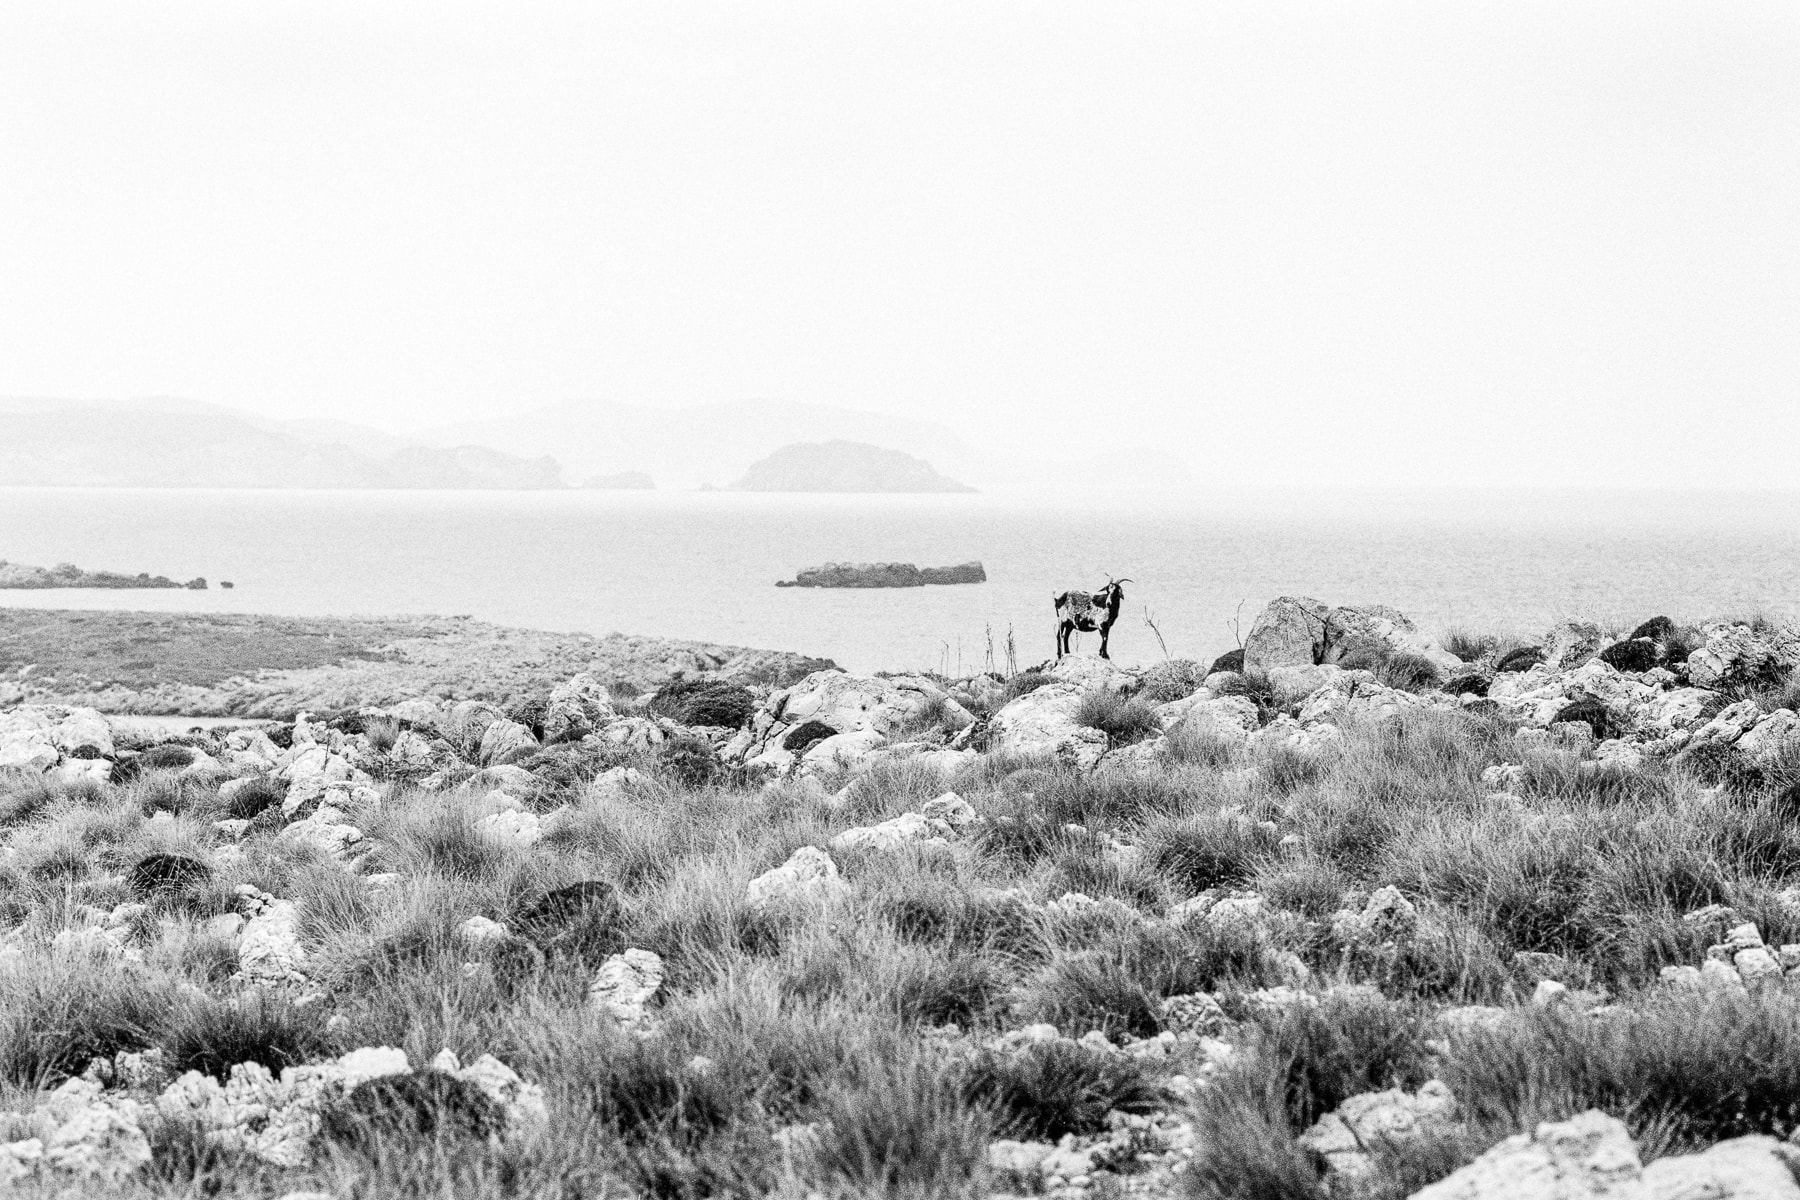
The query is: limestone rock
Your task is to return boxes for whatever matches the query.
[1299,1080,1457,1194]
[543,673,614,742]
[1544,621,1606,671]
[1244,596,1334,672]
[237,893,306,985]
[42,1103,151,1181]
[1407,1109,1641,1200]
[1641,1135,1800,1200]
[478,718,538,766]
[986,683,1109,769]
[1686,620,1800,691]
[589,948,666,1026]
[746,846,846,907]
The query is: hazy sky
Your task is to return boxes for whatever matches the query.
[2,3,1795,485]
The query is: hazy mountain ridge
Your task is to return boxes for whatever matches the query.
[0,400,564,489]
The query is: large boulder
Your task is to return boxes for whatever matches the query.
[985,685,1108,769]
[1296,672,1430,724]
[1640,1136,1800,1200]
[1543,621,1606,671]
[477,719,538,766]
[1686,620,1800,691]
[1242,598,1459,674]
[542,674,614,743]
[0,707,63,771]
[1243,596,1334,672]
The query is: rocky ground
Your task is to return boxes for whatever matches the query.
[3,599,1800,1197]
[0,609,834,718]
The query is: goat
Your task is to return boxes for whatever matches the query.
[1054,577,1131,660]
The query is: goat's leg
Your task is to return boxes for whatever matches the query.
[1099,622,1111,660]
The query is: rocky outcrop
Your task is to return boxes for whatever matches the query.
[1684,619,1800,691]
[1242,597,1461,674]
[723,670,973,773]
[0,560,206,589]
[776,561,987,587]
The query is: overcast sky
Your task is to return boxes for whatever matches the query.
[2,2,1795,485]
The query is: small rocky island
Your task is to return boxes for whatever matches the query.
[776,561,987,588]
[0,560,207,590]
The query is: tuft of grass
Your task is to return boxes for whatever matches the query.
[1073,690,1162,748]
[1143,812,1278,895]
[1000,671,1054,702]
[0,956,175,1086]
[961,1041,1171,1140]
[161,992,334,1081]
[810,1055,993,1198]
[1375,652,1441,693]
[1441,628,1497,664]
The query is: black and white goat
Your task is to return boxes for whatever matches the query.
[1054,577,1130,660]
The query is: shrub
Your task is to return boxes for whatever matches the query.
[224,776,287,821]
[1163,721,1243,767]
[1074,690,1161,748]
[1495,646,1545,673]
[161,993,332,1081]
[0,959,173,1085]
[782,720,838,755]
[810,1056,991,1198]
[1375,652,1441,693]
[656,735,720,788]
[1138,659,1209,704]
[650,677,758,729]
[1144,813,1277,895]
[1001,671,1054,702]
[319,1069,505,1150]
[1548,698,1620,741]
[126,852,213,898]
[139,744,199,770]
[1208,649,1246,676]
[1441,628,1496,663]
[890,953,1001,1027]
[1183,1072,1327,1200]
[1597,639,1659,673]
[1628,615,1677,642]
[960,1042,1170,1139]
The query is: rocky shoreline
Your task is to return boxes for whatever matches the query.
[0,608,835,718]
[0,560,208,590]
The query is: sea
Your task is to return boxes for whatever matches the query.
[2,486,1799,676]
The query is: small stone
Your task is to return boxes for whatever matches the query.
[1735,947,1782,982]
[458,916,509,946]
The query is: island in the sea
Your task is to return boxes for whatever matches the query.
[776,561,987,588]
[729,440,975,493]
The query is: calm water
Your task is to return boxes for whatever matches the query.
[2,487,1798,675]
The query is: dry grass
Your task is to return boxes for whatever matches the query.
[5,703,1800,1196]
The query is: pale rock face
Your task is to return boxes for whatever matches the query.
[988,1139,1057,1176]
[828,810,952,853]
[1332,886,1419,944]
[799,728,886,773]
[1685,620,1800,691]
[1640,688,1721,735]
[458,916,510,946]
[1298,1080,1457,1193]
[41,1103,152,1181]
[918,791,978,829]
[589,948,667,1026]
[50,707,114,758]
[387,697,444,730]
[1543,621,1606,671]
[1296,672,1426,724]
[478,718,538,766]
[237,894,307,985]
[0,708,59,770]
[283,809,365,862]
[586,765,649,803]
[478,808,544,848]
[1243,596,1334,671]
[746,846,846,907]
[1684,700,1766,752]
[1408,1109,1642,1200]
[1,1138,43,1185]
[728,670,972,770]
[987,684,1109,769]
[543,673,615,742]
[1159,694,1260,737]
[1735,710,1800,764]
[384,730,440,773]
[1045,654,1135,693]
[1640,1135,1800,1200]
